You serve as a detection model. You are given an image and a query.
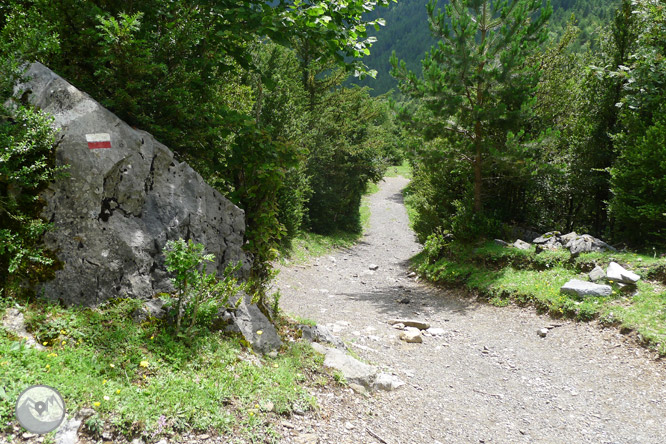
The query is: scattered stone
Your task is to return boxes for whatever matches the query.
[369,264,379,270]
[199,434,210,440]
[397,297,411,304]
[348,383,367,394]
[537,328,548,338]
[373,373,406,391]
[267,350,278,359]
[392,323,405,330]
[407,271,417,278]
[560,279,612,298]
[533,231,562,244]
[566,234,616,256]
[606,261,640,284]
[226,292,282,354]
[23,433,37,439]
[589,266,606,282]
[494,239,509,247]
[427,327,446,336]
[323,348,377,388]
[344,421,355,430]
[388,319,430,330]
[513,239,532,250]
[400,327,423,343]
[132,298,166,323]
[2,308,44,350]
[300,324,345,349]
[295,433,318,444]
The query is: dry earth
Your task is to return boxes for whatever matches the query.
[275,176,666,444]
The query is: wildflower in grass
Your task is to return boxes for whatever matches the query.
[45,364,50,369]
[103,396,110,401]
[93,402,101,407]
[273,363,279,368]
[61,341,66,345]
[116,389,121,394]
[140,360,149,368]
[42,341,48,346]
[47,353,57,358]
[150,335,154,340]
[103,379,107,384]
[256,330,263,335]
[109,363,115,368]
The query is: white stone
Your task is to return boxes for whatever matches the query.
[373,373,406,391]
[607,262,640,284]
[400,327,423,343]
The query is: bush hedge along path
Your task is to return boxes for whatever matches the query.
[276,176,666,444]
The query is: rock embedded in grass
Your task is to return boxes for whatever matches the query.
[513,239,532,250]
[589,266,606,282]
[560,279,612,298]
[606,262,641,284]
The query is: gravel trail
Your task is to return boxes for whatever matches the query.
[276,176,666,444]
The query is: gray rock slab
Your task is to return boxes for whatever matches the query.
[589,266,606,282]
[513,239,532,250]
[373,373,405,391]
[533,232,561,244]
[607,261,640,284]
[494,239,509,247]
[227,292,282,354]
[566,234,616,255]
[300,324,345,349]
[323,348,377,388]
[55,417,82,444]
[560,279,612,297]
[388,319,430,330]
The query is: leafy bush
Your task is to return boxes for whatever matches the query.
[0,106,66,296]
[163,239,247,337]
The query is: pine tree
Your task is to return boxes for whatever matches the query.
[391,0,551,214]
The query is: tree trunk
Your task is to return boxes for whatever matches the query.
[473,125,483,214]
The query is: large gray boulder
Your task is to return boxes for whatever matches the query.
[14,63,280,351]
[15,62,251,305]
[606,262,640,284]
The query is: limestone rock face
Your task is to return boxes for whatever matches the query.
[17,63,251,305]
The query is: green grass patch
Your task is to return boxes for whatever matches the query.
[384,160,412,179]
[279,230,360,264]
[0,298,328,442]
[414,240,666,355]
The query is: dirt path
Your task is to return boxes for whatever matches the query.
[275,176,666,444]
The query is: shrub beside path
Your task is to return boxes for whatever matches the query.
[276,176,666,444]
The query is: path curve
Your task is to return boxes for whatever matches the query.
[276,176,666,444]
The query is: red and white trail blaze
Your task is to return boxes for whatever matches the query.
[85,133,111,149]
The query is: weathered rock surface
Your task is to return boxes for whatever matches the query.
[567,234,615,255]
[55,417,81,444]
[1,309,45,350]
[322,348,377,389]
[560,279,612,297]
[589,266,606,282]
[606,261,640,284]
[373,373,405,391]
[15,63,251,305]
[399,327,423,343]
[300,324,345,349]
[388,319,430,330]
[513,239,532,250]
[14,63,280,352]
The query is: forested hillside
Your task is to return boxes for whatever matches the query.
[355,0,620,95]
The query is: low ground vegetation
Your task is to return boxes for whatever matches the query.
[0,296,337,442]
[414,236,666,355]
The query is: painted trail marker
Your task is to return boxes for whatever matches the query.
[86,133,111,149]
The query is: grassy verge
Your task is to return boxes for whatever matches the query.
[0,297,333,443]
[384,160,412,179]
[413,241,666,355]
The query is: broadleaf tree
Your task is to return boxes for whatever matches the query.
[391,0,552,215]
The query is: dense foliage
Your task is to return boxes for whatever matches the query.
[394,0,666,249]
[1,0,399,300]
